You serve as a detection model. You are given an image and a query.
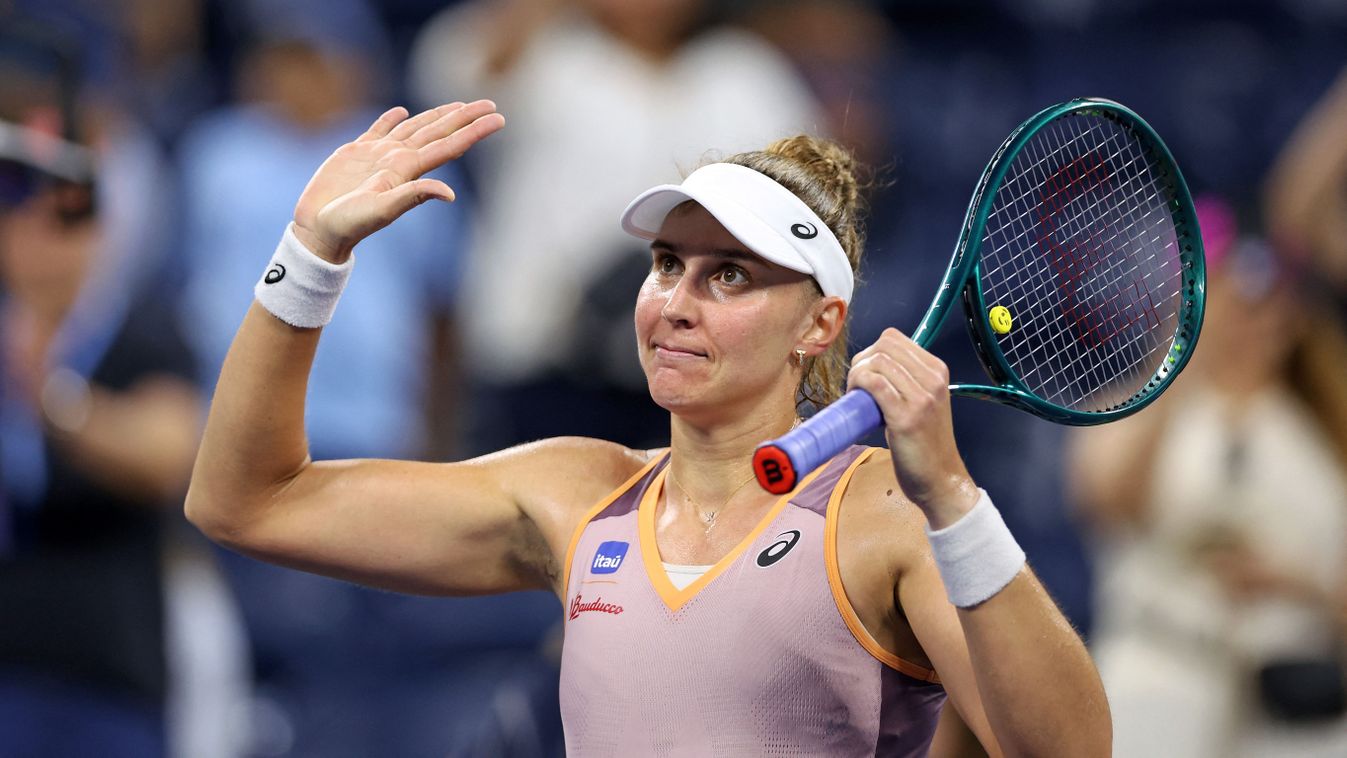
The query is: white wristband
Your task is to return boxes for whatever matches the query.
[254,224,354,328]
[925,489,1026,608]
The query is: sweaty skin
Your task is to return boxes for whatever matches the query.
[186,102,1110,757]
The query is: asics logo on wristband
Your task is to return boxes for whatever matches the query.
[790,222,818,240]
[256,225,352,329]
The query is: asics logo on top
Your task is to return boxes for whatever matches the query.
[756,530,801,567]
[591,541,630,574]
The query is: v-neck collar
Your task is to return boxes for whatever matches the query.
[638,458,833,613]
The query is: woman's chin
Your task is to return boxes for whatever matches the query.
[648,386,703,414]
[646,375,715,415]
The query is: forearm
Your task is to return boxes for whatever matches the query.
[959,569,1110,757]
[186,302,319,532]
[917,486,1109,756]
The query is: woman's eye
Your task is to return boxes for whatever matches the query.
[719,267,747,284]
[656,255,679,274]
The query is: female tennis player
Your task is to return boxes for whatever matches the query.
[187,100,1109,756]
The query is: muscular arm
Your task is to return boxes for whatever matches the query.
[846,330,1110,756]
[186,102,641,597]
[188,299,644,597]
[845,459,1107,758]
[901,551,1109,757]
[185,302,478,593]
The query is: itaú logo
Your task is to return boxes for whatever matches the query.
[590,540,630,574]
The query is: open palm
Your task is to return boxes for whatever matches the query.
[291,100,505,263]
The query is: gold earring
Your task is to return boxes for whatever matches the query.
[794,348,807,367]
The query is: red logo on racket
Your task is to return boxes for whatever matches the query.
[1035,151,1160,348]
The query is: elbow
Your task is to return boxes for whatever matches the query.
[1050,695,1112,758]
[1003,726,1111,758]
[184,479,256,550]
[1088,700,1114,757]
[184,483,227,543]
[999,690,1112,758]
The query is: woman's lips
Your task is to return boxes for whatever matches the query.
[654,344,706,360]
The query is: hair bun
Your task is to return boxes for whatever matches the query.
[764,135,862,221]
[721,135,871,409]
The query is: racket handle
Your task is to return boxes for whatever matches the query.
[753,389,883,493]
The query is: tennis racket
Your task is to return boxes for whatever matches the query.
[753,98,1206,494]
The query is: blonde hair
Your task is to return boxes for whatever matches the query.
[722,135,867,409]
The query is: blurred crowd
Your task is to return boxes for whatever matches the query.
[0,0,1344,756]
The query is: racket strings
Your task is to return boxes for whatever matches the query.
[1001,127,1177,408]
[1008,121,1180,408]
[1013,125,1176,402]
[978,113,1185,412]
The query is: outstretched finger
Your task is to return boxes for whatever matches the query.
[387,103,463,143]
[356,106,409,142]
[407,99,498,148]
[417,112,506,169]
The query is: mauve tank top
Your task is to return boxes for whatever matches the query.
[560,445,946,756]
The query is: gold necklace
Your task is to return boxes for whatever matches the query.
[669,469,759,528]
[670,418,798,527]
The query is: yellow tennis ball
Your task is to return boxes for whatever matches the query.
[988,305,1013,335]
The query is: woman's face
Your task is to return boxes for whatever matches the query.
[634,203,819,420]
[0,187,99,321]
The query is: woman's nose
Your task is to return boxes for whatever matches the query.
[661,276,698,327]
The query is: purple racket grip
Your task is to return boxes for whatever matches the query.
[753,389,883,493]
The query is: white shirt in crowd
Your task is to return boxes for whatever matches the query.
[409,7,823,382]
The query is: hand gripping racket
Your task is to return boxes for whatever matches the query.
[753,98,1206,494]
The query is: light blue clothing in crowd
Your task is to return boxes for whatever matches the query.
[176,105,566,757]
[178,105,465,458]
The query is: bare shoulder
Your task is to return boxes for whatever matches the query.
[839,448,931,564]
[476,436,662,556]
[828,448,940,668]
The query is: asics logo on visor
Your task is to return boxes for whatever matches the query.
[791,222,819,240]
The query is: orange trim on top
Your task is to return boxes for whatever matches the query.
[562,451,669,598]
[639,459,835,613]
[823,449,942,685]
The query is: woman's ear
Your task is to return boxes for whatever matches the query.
[798,296,846,358]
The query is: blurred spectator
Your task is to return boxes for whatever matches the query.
[0,108,205,758]
[1069,196,1347,757]
[1265,66,1347,311]
[741,0,900,167]
[177,2,563,755]
[106,0,219,148]
[408,0,822,452]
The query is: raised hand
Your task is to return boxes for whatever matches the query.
[291,100,505,263]
[846,328,978,527]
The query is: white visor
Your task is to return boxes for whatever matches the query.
[620,163,854,303]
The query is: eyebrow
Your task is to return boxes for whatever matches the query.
[650,239,759,263]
